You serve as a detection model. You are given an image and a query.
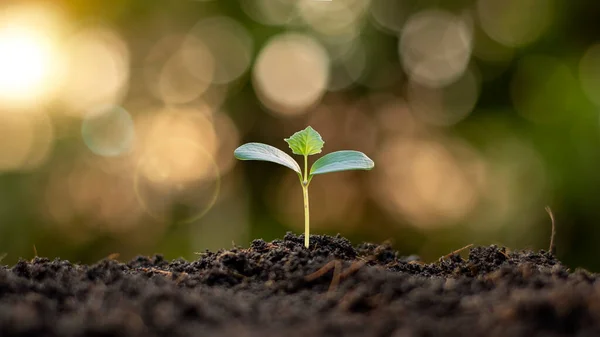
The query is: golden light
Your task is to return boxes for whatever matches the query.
[373,135,486,229]
[297,0,367,42]
[400,9,473,88]
[132,107,221,224]
[253,33,330,116]
[144,35,214,104]
[0,5,63,106]
[60,25,130,116]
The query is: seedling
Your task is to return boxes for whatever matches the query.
[234,126,374,248]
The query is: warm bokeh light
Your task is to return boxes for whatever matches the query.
[0,30,53,102]
[60,25,130,116]
[187,16,253,85]
[0,113,35,171]
[407,68,480,126]
[132,107,221,223]
[373,135,486,229]
[19,111,55,171]
[297,0,367,43]
[400,9,473,88]
[43,158,147,243]
[254,33,330,115]
[0,4,64,106]
[144,35,214,104]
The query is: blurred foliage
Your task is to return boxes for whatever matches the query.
[1,0,600,271]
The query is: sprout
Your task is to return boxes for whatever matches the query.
[234,126,374,248]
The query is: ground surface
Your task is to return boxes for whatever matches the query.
[0,233,598,337]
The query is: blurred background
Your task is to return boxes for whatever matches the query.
[1,0,599,270]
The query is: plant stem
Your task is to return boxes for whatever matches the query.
[303,184,309,248]
[303,155,310,248]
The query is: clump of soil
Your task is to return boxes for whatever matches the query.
[0,233,598,337]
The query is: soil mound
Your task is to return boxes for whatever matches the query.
[0,233,597,337]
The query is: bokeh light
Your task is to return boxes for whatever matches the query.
[0,4,64,106]
[81,106,135,157]
[144,35,214,104]
[328,41,367,91]
[407,68,480,126]
[240,0,296,27]
[254,33,330,115]
[186,16,253,85]
[132,107,220,223]
[477,0,553,48]
[399,9,473,88]
[297,0,368,43]
[369,0,409,34]
[60,25,130,116]
[0,113,35,171]
[373,134,486,229]
[43,158,147,243]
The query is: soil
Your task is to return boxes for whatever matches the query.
[0,233,598,337]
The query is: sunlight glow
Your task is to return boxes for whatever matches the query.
[0,27,56,103]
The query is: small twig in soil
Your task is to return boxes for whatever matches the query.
[140,267,189,284]
[305,259,367,293]
[33,245,38,258]
[408,260,425,265]
[174,272,189,284]
[439,244,473,262]
[141,267,172,277]
[545,206,556,255]
[305,260,342,292]
[340,260,365,280]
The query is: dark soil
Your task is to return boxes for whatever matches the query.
[0,233,598,337]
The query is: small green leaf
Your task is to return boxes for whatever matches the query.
[234,143,301,174]
[284,126,324,156]
[310,150,374,176]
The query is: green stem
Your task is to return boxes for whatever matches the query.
[303,155,310,248]
[303,184,309,248]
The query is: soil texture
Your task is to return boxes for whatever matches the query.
[0,233,598,337]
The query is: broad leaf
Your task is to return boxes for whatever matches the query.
[234,143,301,174]
[310,150,374,176]
[284,126,324,156]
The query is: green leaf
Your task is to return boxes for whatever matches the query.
[234,143,301,174]
[284,126,324,156]
[310,150,374,176]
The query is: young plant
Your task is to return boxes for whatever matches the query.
[234,126,374,248]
